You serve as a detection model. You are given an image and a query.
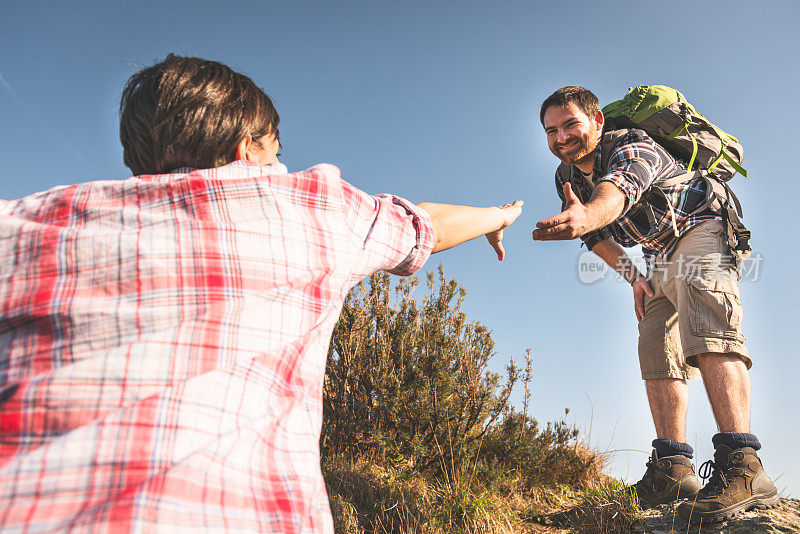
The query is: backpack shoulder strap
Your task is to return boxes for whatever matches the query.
[655,170,744,219]
[703,175,750,255]
[655,170,703,189]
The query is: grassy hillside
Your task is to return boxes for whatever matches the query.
[321,268,638,533]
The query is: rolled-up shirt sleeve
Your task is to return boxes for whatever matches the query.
[596,134,663,216]
[338,175,434,280]
[580,226,614,251]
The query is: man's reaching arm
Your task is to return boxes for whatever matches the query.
[590,237,654,322]
[416,200,524,260]
[532,181,625,241]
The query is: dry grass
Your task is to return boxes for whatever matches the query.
[324,458,517,534]
[565,478,643,534]
[325,460,424,534]
[323,443,617,534]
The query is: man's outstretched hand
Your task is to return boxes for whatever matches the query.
[532,182,590,241]
[486,200,524,261]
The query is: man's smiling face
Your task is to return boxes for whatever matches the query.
[543,102,604,169]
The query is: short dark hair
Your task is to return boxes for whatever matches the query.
[539,86,600,125]
[120,54,279,175]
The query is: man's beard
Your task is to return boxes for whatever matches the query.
[553,135,597,167]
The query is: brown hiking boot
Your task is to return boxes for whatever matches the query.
[633,450,701,507]
[678,445,780,523]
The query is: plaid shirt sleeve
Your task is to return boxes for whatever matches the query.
[332,167,434,280]
[597,130,666,216]
[554,169,614,251]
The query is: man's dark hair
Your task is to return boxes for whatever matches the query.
[539,86,600,125]
[120,54,279,175]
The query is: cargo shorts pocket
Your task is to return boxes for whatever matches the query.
[685,276,745,341]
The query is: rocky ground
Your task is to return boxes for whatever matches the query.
[635,498,800,533]
[529,498,800,533]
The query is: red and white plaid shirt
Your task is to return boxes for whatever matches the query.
[0,161,434,533]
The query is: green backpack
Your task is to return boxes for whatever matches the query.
[600,85,750,255]
[601,85,746,181]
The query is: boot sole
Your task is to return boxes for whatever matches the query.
[678,488,781,523]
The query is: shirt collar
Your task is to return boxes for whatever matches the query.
[265,161,288,175]
[170,161,289,175]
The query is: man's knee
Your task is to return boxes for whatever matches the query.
[693,352,749,371]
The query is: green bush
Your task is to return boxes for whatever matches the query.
[322,267,515,474]
[321,267,605,533]
[481,409,602,491]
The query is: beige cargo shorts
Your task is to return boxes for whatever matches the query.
[637,219,751,380]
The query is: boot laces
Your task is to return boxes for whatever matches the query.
[699,460,729,496]
[638,457,657,490]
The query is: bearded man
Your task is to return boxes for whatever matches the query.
[534,86,778,523]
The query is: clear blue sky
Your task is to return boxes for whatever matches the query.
[2,1,798,495]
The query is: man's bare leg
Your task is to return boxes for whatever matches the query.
[676,353,779,523]
[636,377,701,506]
[695,352,750,432]
[645,378,689,441]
